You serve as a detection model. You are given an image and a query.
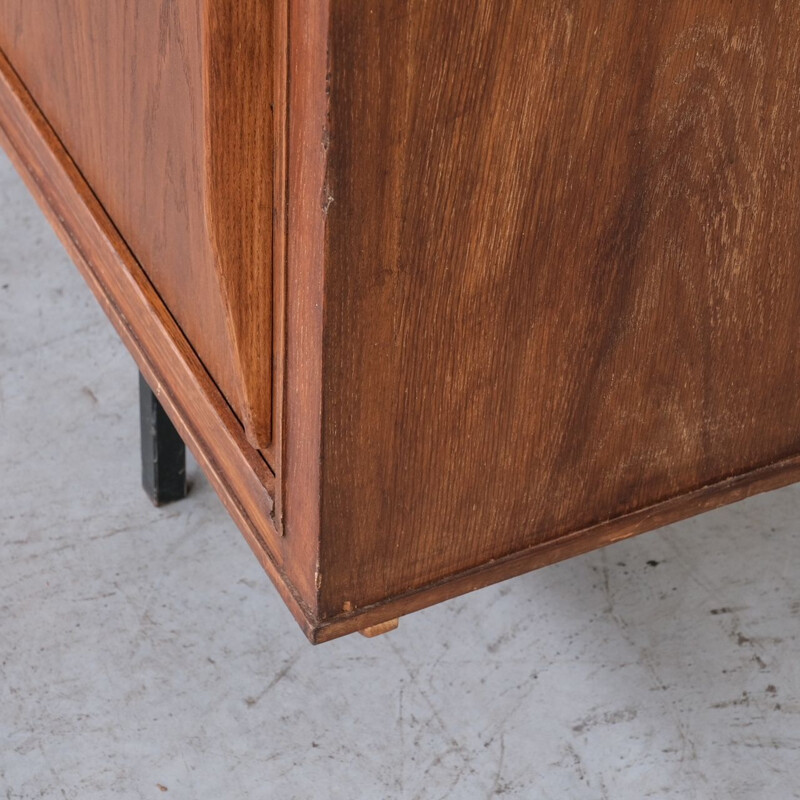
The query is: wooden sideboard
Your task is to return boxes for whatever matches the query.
[1,2,799,643]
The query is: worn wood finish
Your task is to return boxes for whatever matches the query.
[2,1,800,643]
[318,2,800,616]
[0,0,276,450]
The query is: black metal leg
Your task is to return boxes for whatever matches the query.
[139,372,188,506]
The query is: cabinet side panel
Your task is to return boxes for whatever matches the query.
[320,1,800,615]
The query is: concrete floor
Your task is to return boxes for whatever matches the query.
[1,149,800,800]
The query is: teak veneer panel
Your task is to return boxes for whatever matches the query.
[317,2,800,615]
[2,1,800,643]
[0,0,276,450]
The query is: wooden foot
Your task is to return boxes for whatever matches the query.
[359,618,399,638]
[139,372,188,506]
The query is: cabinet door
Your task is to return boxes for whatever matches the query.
[0,0,275,450]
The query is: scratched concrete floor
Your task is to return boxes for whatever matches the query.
[2,151,800,800]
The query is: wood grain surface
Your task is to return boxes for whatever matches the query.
[0,0,277,450]
[318,1,800,616]
[203,0,274,447]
